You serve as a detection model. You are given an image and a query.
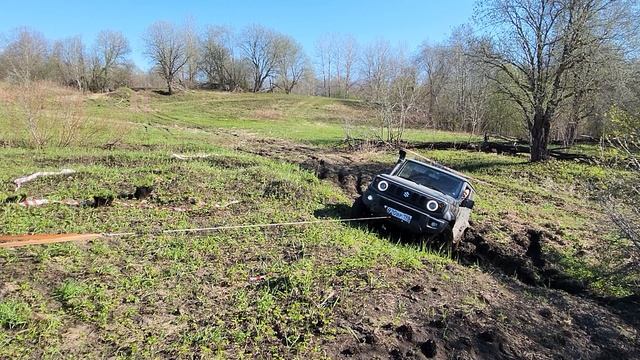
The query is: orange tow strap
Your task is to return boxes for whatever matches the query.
[0,233,103,248]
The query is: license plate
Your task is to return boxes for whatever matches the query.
[385,206,412,223]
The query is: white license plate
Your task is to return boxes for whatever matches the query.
[385,206,412,223]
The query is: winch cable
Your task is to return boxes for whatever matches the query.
[0,216,389,249]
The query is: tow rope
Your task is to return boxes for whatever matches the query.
[0,216,389,249]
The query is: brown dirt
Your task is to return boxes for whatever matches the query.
[325,262,639,359]
[235,137,393,197]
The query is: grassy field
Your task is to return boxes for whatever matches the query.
[83,89,482,146]
[1,88,638,359]
[0,146,444,358]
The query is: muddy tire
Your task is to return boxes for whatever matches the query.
[452,208,471,244]
[442,227,454,248]
[350,196,369,218]
[430,227,454,251]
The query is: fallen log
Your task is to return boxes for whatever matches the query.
[411,142,480,151]
[13,168,76,189]
[410,139,597,164]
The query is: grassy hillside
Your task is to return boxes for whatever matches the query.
[1,88,638,359]
[83,89,480,145]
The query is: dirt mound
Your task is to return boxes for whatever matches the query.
[457,226,590,295]
[324,262,639,359]
[237,138,392,196]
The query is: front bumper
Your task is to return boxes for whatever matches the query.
[362,190,448,234]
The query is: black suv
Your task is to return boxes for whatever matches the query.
[353,150,475,243]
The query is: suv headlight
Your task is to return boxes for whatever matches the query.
[426,200,439,212]
[377,180,389,192]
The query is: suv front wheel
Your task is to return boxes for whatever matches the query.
[350,196,369,218]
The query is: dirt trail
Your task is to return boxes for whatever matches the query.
[229,133,640,359]
[235,137,392,197]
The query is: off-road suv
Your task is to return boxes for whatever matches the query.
[352,150,475,243]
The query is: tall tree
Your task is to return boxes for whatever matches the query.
[52,36,86,91]
[360,40,394,103]
[339,35,358,97]
[314,33,358,98]
[275,36,307,94]
[143,21,190,95]
[1,28,49,83]
[199,26,247,91]
[416,42,450,128]
[182,18,200,88]
[477,0,637,161]
[315,35,333,97]
[239,25,280,92]
[93,30,130,91]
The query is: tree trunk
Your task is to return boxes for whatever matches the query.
[167,81,173,95]
[530,112,551,162]
[564,121,578,147]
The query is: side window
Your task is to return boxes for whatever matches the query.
[462,185,471,200]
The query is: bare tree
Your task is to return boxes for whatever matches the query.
[330,34,359,98]
[143,21,190,95]
[380,62,420,143]
[340,35,358,98]
[416,42,451,128]
[239,25,280,92]
[477,0,637,161]
[315,33,358,98]
[200,26,247,91]
[182,18,200,88]
[200,26,229,87]
[93,30,130,91]
[1,28,49,83]
[360,42,419,143]
[52,36,86,91]
[275,35,307,94]
[315,35,333,97]
[601,107,640,290]
[360,40,394,103]
[440,26,492,134]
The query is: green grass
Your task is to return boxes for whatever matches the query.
[0,300,31,330]
[82,90,481,146]
[1,87,636,357]
[0,145,449,358]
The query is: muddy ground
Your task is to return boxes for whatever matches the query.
[232,135,640,359]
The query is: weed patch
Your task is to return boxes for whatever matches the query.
[0,300,31,330]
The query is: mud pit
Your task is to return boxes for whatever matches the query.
[232,135,640,359]
[238,138,392,197]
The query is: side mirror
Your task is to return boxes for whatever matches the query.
[398,149,406,162]
[461,198,475,209]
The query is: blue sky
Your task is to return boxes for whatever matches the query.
[0,1,476,69]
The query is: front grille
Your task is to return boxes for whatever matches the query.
[386,181,430,209]
[372,177,445,214]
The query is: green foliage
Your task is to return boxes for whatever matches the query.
[606,106,640,139]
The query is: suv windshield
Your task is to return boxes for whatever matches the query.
[396,161,463,198]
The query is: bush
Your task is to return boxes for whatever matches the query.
[1,81,86,148]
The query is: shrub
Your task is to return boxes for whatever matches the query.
[1,81,86,148]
